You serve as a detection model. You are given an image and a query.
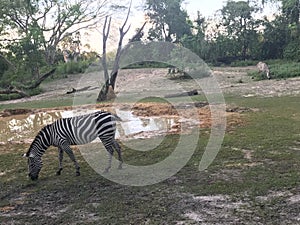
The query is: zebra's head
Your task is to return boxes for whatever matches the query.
[23,152,42,180]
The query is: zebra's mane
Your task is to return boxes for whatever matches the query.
[26,124,52,156]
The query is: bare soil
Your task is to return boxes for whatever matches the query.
[2,66,300,106]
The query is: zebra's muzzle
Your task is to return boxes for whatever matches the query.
[29,174,38,181]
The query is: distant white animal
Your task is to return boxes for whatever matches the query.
[257,61,270,79]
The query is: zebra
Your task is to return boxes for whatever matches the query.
[257,61,271,79]
[23,111,123,180]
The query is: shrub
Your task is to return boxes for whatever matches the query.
[270,62,300,79]
[230,60,258,67]
[56,60,90,77]
[283,40,300,62]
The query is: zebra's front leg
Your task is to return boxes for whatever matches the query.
[63,145,80,176]
[56,147,64,176]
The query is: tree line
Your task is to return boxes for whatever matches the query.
[145,0,300,63]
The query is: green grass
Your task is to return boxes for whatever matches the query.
[0,95,300,224]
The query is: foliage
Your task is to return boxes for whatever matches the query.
[0,0,112,89]
[177,0,300,70]
[145,0,192,42]
[283,38,300,61]
[220,1,260,59]
[230,60,258,67]
[56,60,91,76]
[270,61,300,78]
[260,15,290,59]
[0,56,9,78]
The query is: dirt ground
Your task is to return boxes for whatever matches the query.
[2,66,300,106]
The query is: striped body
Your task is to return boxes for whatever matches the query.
[51,111,117,145]
[24,111,123,180]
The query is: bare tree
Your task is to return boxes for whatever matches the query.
[97,1,132,101]
[97,0,148,101]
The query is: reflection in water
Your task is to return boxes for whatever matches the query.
[0,110,180,144]
[0,111,62,144]
[115,109,178,139]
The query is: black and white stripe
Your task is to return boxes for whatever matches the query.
[23,111,123,180]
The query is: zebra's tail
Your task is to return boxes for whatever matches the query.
[112,114,122,121]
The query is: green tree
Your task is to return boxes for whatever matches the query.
[220,0,259,59]
[0,0,110,67]
[145,0,192,42]
[181,12,209,59]
[260,0,300,60]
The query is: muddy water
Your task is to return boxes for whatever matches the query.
[0,110,181,145]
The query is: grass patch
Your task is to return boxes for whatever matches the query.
[0,95,300,224]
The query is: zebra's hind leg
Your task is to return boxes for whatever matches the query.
[113,140,123,170]
[56,147,64,176]
[104,145,114,173]
[63,144,80,176]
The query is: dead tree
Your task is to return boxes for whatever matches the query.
[97,1,134,101]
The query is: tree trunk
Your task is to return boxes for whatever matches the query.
[26,68,56,89]
[0,68,56,98]
[97,84,109,101]
[45,46,57,65]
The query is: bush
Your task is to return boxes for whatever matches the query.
[283,40,300,62]
[56,60,90,76]
[230,60,258,67]
[270,62,300,79]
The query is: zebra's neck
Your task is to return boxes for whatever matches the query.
[28,125,52,158]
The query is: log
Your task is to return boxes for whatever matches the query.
[164,89,198,98]
[66,86,95,94]
[0,87,29,97]
[0,68,56,98]
[26,68,56,89]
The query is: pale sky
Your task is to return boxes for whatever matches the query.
[183,0,226,17]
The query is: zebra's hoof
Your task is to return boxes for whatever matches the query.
[76,171,80,176]
[118,165,123,170]
[56,169,62,176]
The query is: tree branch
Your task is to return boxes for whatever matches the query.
[110,0,132,89]
[0,53,16,70]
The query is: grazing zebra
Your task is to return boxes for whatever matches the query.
[257,61,271,79]
[23,111,123,180]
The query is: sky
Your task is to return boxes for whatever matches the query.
[182,0,280,18]
[183,0,226,17]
